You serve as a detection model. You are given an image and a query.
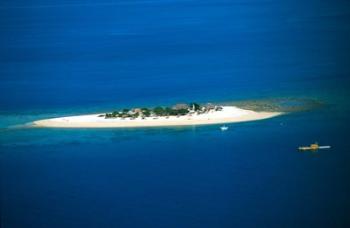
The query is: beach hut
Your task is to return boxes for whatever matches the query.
[215,106,223,111]
[205,103,215,110]
[172,103,189,110]
[133,108,143,114]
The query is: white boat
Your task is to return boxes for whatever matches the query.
[220,125,228,131]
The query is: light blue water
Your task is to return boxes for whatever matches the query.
[1,0,350,227]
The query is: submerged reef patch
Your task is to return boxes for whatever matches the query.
[222,97,324,112]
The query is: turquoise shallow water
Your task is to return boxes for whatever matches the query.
[1,0,350,227]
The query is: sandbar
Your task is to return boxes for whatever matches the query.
[32,106,282,128]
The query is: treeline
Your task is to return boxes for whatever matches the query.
[104,103,201,119]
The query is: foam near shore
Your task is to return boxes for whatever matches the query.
[32,106,282,128]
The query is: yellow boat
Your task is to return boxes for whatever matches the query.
[298,142,331,151]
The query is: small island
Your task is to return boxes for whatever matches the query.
[32,102,282,128]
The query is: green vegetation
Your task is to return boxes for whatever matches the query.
[142,108,151,117]
[151,106,190,116]
[177,108,189,115]
[153,106,165,116]
[190,102,200,111]
[103,102,217,119]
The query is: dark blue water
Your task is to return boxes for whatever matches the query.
[1,0,350,227]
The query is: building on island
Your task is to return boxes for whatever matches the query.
[172,103,190,110]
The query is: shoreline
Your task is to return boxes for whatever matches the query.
[32,106,282,128]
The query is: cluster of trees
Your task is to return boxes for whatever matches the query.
[104,103,202,119]
[152,107,189,116]
[190,103,201,111]
[105,108,149,119]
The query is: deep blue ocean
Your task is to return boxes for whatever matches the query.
[1,0,350,227]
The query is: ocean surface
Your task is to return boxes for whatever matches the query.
[1,0,350,227]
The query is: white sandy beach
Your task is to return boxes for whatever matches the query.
[32,106,282,128]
